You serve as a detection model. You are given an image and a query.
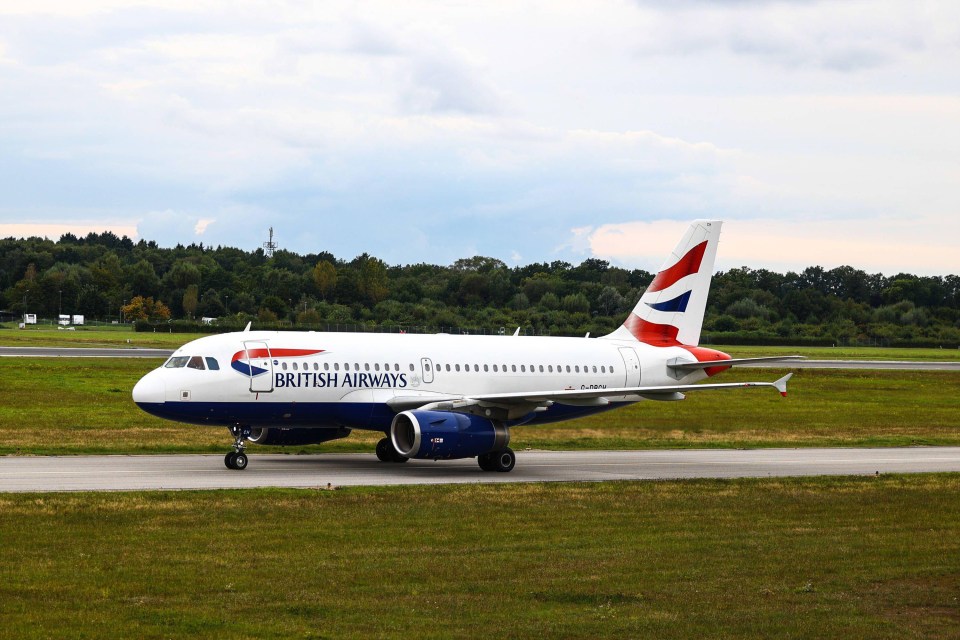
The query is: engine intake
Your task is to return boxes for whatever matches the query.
[390,410,510,460]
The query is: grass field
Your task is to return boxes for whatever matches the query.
[1,358,958,455]
[1,476,958,639]
[3,330,959,639]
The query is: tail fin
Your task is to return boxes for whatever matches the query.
[603,220,721,346]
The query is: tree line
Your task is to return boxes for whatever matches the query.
[1,231,958,347]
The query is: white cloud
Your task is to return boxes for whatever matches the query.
[0,221,138,240]
[0,0,958,274]
[581,217,960,276]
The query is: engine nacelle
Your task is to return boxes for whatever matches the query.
[390,410,510,460]
[247,427,351,446]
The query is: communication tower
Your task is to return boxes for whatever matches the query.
[263,227,278,257]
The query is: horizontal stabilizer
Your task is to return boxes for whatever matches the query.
[667,355,805,373]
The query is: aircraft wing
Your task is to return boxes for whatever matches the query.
[387,374,793,420]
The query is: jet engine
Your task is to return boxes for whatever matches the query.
[247,427,351,446]
[390,410,510,460]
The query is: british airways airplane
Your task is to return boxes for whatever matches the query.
[133,220,798,472]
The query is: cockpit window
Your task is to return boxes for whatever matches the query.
[164,356,189,368]
[187,356,205,370]
[205,357,220,371]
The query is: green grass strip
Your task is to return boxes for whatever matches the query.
[1,476,958,639]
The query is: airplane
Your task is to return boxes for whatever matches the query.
[132,220,800,472]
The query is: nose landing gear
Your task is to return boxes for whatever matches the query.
[225,426,251,470]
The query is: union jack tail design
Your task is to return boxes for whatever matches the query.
[604,220,721,347]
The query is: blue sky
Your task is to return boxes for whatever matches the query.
[1,1,958,275]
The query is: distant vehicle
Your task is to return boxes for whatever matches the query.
[72,315,85,325]
[133,220,799,472]
[59,315,70,326]
[24,314,37,325]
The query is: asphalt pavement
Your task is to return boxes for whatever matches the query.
[2,447,959,493]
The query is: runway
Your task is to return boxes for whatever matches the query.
[2,447,959,493]
[0,346,173,358]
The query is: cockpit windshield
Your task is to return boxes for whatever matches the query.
[164,356,190,368]
[163,356,219,370]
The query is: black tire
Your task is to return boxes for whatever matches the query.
[477,452,496,471]
[492,448,516,473]
[375,438,392,462]
[233,452,248,470]
[224,452,237,470]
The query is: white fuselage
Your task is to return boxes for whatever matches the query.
[133,330,710,432]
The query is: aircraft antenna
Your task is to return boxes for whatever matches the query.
[262,227,278,257]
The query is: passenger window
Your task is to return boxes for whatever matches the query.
[548,365,553,373]
[565,365,571,373]
[165,356,189,369]
[474,365,479,372]
[292,362,298,371]
[484,364,489,372]
[518,365,523,372]
[455,364,461,372]
[365,363,370,371]
[205,357,220,371]
[539,365,544,373]
[600,366,605,373]
[409,364,415,372]
[425,363,431,371]
[187,356,205,370]
[493,365,498,372]
[446,364,451,372]
[324,362,330,371]
[575,365,580,373]
[593,366,598,373]
[374,363,380,371]
[610,366,615,374]
[281,362,288,371]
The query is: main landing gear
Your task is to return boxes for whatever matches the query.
[375,437,409,464]
[225,426,251,470]
[477,447,516,472]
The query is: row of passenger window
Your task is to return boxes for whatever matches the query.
[165,354,616,376]
[278,360,615,375]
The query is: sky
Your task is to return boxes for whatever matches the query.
[1,0,958,276]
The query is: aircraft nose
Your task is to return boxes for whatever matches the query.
[132,371,166,405]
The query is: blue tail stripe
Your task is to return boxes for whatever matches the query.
[645,290,692,313]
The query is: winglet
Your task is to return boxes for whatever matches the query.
[243,321,252,333]
[774,373,792,397]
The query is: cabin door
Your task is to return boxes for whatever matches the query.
[420,357,435,384]
[243,341,274,393]
[618,347,641,388]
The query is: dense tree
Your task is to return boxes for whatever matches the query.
[0,233,956,346]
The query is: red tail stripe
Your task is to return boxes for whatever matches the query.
[648,241,707,293]
[622,314,681,346]
[231,348,323,362]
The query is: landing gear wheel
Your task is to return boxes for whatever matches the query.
[233,452,248,470]
[225,425,251,471]
[376,437,409,463]
[376,438,392,462]
[491,447,515,473]
[477,452,496,471]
